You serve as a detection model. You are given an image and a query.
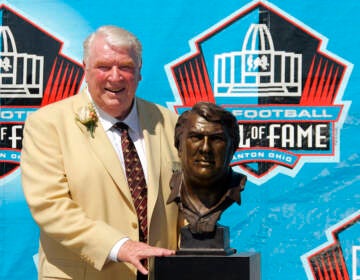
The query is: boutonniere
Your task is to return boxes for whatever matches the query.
[75,103,98,138]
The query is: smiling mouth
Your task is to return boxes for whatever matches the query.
[105,87,125,94]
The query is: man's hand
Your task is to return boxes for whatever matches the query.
[117,240,175,275]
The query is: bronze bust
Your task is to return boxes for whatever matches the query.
[168,102,246,237]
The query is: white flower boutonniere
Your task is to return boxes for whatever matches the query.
[75,103,98,138]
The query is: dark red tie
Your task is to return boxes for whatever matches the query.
[115,122,147,243]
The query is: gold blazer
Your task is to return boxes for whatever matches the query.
[21,89,180,280]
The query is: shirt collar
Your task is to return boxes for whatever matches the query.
[86,88,140,134]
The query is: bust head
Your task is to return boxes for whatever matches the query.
[170,102,245,235]
[174,102,239,200]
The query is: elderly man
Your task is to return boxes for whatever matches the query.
[21,26,180,280]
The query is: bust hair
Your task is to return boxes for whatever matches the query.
[174,102,239,154]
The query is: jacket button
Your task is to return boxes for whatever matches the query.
[131,222,138,229]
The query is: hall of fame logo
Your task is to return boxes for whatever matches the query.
[165,0,352,185]
[0,4,84,179]
[301,211,360,279]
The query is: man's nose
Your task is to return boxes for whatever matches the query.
[199,136,211,153]
[108,67,123,81]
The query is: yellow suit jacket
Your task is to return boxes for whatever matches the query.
[20,89,180,280]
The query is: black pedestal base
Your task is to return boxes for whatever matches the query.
[154,253,261,280]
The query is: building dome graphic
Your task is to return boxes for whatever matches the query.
[0,26,17,53]
[0,26,44,98]
[242,23,274,53]
[214,23,302,97]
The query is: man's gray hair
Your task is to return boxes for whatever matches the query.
[83,25,142,68]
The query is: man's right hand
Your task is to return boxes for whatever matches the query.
[117,239,175,275]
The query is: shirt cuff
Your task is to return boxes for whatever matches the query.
[109,237,130,262]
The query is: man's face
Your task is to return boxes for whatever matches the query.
[178,113,233,187]
[84,35,141,119]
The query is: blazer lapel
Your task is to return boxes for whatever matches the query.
[137,100,161,222]
[73,90,134,206]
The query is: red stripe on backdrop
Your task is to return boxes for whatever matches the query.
[314,60,328,104]
[41,57,84,106]
[300,56,315,105]
[300,55,343,106]
[57,64,69,100]
[41,57,58,106]
[49,60,64,104]
[184,63,196,105]
[178,69,191,104]
[326,68,340,105]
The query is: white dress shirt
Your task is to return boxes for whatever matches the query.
[95,99,148,181]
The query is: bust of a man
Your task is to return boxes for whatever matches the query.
[168,102,246,235]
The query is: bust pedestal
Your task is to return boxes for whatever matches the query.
[154,253,260,280]
[154,225,260,280]
[177,225,236,255]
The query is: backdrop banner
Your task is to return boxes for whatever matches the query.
[1,0,359,279]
